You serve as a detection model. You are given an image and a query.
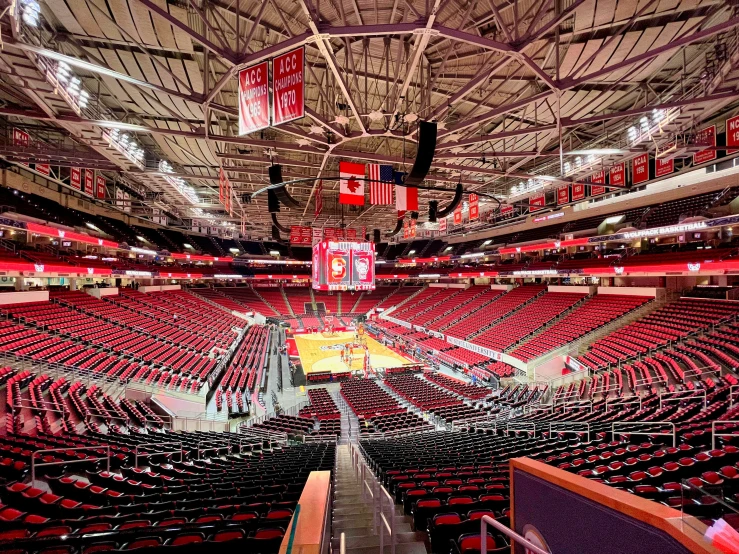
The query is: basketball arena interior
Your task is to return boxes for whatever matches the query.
[0,0,739,552]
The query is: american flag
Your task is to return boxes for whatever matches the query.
[369,164,394,205]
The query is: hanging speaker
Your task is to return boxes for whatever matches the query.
[271,225,280,241]
[373,229,381,243]
[268,164,283,185]
[428,201,438,223]
[404,121,437,187]
[389,216,404,236]
[437,183,463,218]
[271,213,289,234]
[410,211,418,220]
[267,189,280,213]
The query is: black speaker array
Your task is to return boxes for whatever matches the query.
[404,121,437,187]
[267,189,280,213]
[373,229,381,243]
[437,183,463,218]
[428,201,438,222]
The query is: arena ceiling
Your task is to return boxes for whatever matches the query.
[0,0,738,235]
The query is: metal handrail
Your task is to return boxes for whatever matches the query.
[31,446,110,485]
[611,421,676,448]
[352,443,396,554]
[712,420,739,450]
[548,422,591,443]
[605,395,642,412]
[659,390,706,410]
[480,515,550,554]
[133,441,182,468]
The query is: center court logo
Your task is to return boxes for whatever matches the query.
[319,344,345,351]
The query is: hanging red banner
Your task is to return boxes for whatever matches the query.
[314,179,323,218]
[403,219,409,239]
[84,169,95,196]
[453,204,463,224]
[238,61,270,135]
[500,204,513,215]
[556,186,569,205]
[70,167,81,190]
[655,157,674,177]
[469,193,479,220]
[571,183,585,201]
[95,175,106,199]
[35,164,50,176]
[632,154,649,184]
[727,115,739,154]
[13,128,29,167]
[529,193,545,211]
[609,163,625,187]
[272,46,305,126]
[409,219,416,238]
[590,170,606,196]
[694,125,717,165]
[438,217,447,233]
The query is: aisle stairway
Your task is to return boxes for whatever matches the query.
[332,444,427,554]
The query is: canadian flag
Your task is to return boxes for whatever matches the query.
[339,161,365,205]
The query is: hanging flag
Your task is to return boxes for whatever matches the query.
[339,161,365,205]
[453,204,463,225]
[469,193,479,220]
[369,164,394,205]
[314,179,323,218]
[395,171,417,211]
[219,167,225,204]
[409,219,417,238]
[70,167,81,190]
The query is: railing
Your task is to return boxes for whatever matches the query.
[611,421,676,448]
[506,421,537,434]
[239,426,289,445]
[548,422,591,442]
[133,441,182,469]
[712,420,739,450]
[561,399,593,413]
[351,444,396,554]
[605,395,642,412]
[731,385,739,407]
[480,514,550,554]
[31,446,110,485]
[659,390,707,410]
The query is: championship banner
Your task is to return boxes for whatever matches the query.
[500,204,513,215]
[469,193,479,220]
[694,125,717,165]
[237,61,269,135]
[36,163,50,176]
[314,179,323,218]
[590,170,606,195]
[453,204,463,224]
[95,175,106,199]
[410,219,417,238]
[656,156,674,177]
[272,46,305,126]
[438,217,447,233]
[312,227,323,245]
[346,228,357,240]
[71,167,82,190]
[219,167,225,204]
[300,226,311,244]
[609,162,625,187]
[727,115,739,154]
[84,169,95,196]
[529,193,545,211]
[290,225,302,244]
[632,154,649,184]
[556,185,569,205]
[13,128,30,167]
[571,183,585,201]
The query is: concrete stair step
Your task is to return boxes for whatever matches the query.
[339,542,429,554]
[335,531,425,548]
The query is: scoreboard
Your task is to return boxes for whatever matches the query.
[312,240,375,291]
